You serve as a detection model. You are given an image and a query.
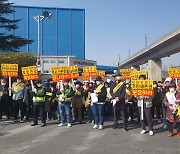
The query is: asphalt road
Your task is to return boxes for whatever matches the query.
[0,119,180,154]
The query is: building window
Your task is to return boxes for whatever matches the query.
[51,60,56,63]
[43,60,49,63]
[59,60,64,64]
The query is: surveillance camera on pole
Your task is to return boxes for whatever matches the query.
[43,11,53,19]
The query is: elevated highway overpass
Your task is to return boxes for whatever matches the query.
[120,26,180,81]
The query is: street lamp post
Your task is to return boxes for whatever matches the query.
[33,11,52,72]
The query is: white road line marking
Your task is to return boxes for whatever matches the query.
[66,130,107,154]
[0,124,37,139]
[131,133,146,142]
[2,127,68,154]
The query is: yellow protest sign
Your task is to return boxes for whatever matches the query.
[131,80,154,96]
[168,67,180,78]
[98,70,105,79]
[82,66,98,80]
[130,70,147,80]
[21,66,38,81]
[1,64,18,77]
[51,65,79,82]
[120,68,133,80]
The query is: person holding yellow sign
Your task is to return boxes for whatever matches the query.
[136,75,154,136]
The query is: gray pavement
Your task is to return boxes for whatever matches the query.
[0,119,180,154]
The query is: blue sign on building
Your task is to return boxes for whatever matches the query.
[1,6,85,59]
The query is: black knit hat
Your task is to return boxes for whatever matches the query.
[114,72,122,77]
[75,80,82,86]
[36,79,42,83]
[96,76,102,81]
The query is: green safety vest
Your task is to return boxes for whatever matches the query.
[58,88,72,102]
[33,87,45,102]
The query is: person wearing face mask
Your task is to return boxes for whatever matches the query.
[11,76,27,123]
[0,78,10,120]
[162,77,172,129]
[71,80,84,124]
[31,79,46,127]
[151,81,163,122]
[136,75,154,136]
[164,83,180,138]
[104,82,113,120]
[45,81,58,121]
[110,72,127,131]
[125,80,136,124]
[57,80,74,127]
[84,82,94,124]
[92,76,107,130]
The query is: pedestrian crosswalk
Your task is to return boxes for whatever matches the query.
[0,122,180,154]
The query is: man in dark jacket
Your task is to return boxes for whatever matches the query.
[72,80,84,124]
[45,82,58,120]
[0,78,11,119]
[110,72,127,131]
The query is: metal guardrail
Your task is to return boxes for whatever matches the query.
[120,26,180,65]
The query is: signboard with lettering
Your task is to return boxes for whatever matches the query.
[1,64,18,77]
[22,66,39,81]
[98,70,105,79]
[82,66,98,80]
[120,68,133,80]
[168,67,180,78]
[51,65,79,82]
[130,70,147,80]
[131,80,154,96]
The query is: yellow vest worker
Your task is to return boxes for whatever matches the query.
[31,79,47,127]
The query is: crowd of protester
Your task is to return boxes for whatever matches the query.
[0,72,180,138]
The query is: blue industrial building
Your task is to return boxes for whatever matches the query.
[1,6,85,59]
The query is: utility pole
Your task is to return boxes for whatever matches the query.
[145,34,148,48]
[128,49,131,58]
[33,11,52,72]
[118,55,121,69]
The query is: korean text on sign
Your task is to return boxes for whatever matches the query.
[22,66,38,81]
[130,70,147,80]
[168,67,180,79]
[120,68,133,80]
[51,65,79,82]
[98,70,105,79]
[1,64,18,77]
[131,80,154,96]
[82,66,98,80]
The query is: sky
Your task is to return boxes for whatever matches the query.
[8,0,180,69]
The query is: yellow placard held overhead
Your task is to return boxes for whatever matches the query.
[120,68,133,80]
[98,70,105,79]
[22,66,39,81]
[130,70,147,80]
[168,67,180,78]
[1,64,18,77]
[82,66,98,80]
[131,80,154,96]
[51,65,79,82]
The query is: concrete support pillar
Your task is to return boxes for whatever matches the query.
[148,59,162,81]
[132,66,140,71]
